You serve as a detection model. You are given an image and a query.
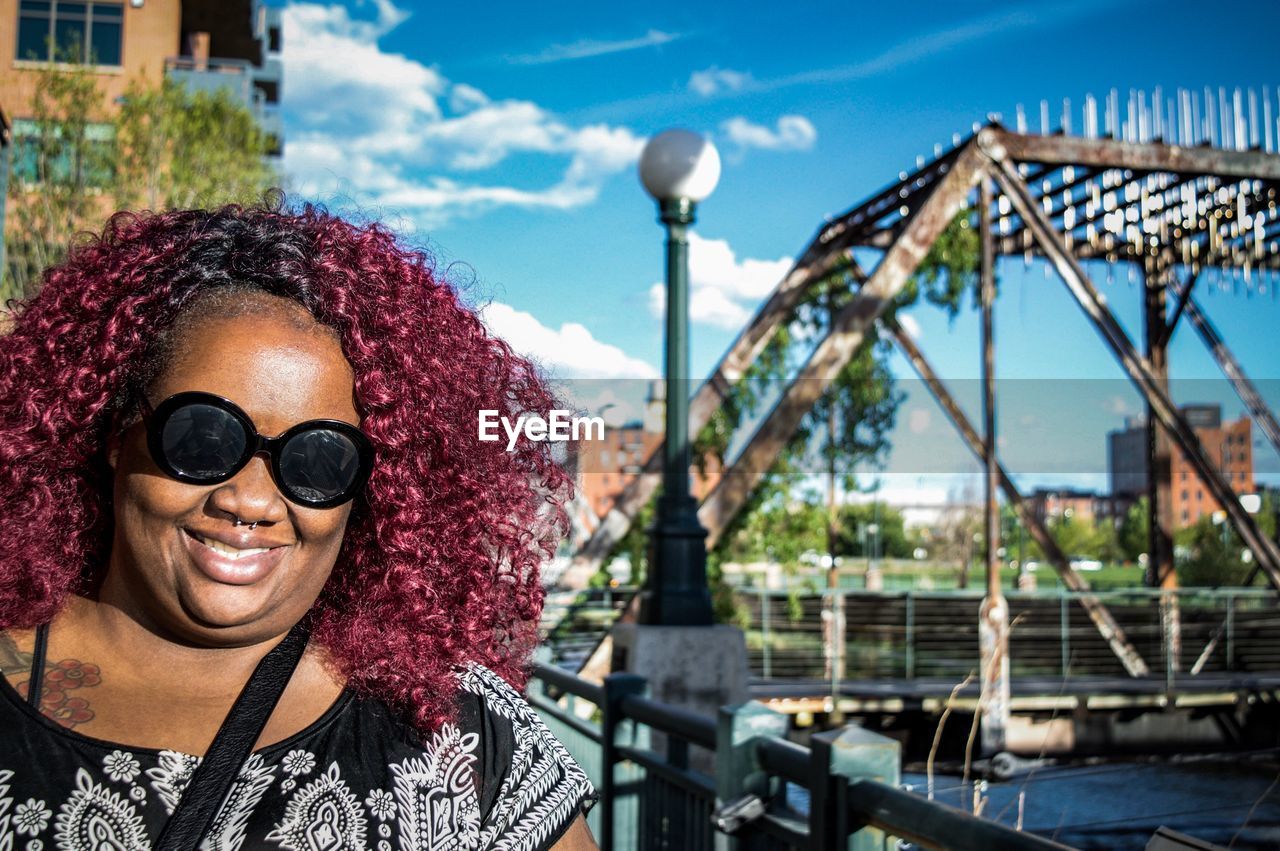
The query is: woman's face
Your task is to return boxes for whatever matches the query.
[104,303,360,647]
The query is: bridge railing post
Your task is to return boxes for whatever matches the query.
[714,701,788,851]
[811,724,901,851]
[1226,591,1235,672]
[759,584,771,679]
[602,672,647,851]
[904,591,915,680]
[1060,592,1070,677]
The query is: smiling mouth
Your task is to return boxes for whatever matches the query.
[187,531,277,559]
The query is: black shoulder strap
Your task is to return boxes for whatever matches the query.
[27,622,49,709]
[155,620,311,851]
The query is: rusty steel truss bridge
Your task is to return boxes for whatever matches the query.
[566,88,1280,746]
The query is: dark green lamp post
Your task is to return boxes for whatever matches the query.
[638,129,721,626]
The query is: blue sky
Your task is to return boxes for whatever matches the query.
[278,0,1280,490]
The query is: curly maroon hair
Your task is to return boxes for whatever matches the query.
[0,198,572,732]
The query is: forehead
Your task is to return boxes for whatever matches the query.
[151,308,358,430]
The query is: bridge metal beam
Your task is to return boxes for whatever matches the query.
[993,128,1280,182]
[883,315,1151,678]
[984,137,1280,593]
[978,175,1012,752]
[696,140,990,549]
[1144,261,1180,670]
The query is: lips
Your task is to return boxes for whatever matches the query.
[182,528,290,586]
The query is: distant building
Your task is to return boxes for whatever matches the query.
[2,0,283,168]
[168,0,283,154]
[1025,486,1127,528]
[1106,404,1254,528]
[1108,415,1148,500]
[574,380,722,521]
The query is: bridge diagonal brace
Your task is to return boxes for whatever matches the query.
[1158,269,1198,349]
[697,140,991,549]
[882,315,1151,678]
[1179,283,1280,460]
[984,140,1280,593]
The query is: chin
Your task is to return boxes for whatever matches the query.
[168,588,297,645]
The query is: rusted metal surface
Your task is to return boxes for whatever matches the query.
[995,128,1280,181]
[986,143,1280,592]
[1145,262,1180,670]
[978,176,1011,753]
[980,177,1000,600]
[884,316,1151,677]
[696,141,989,550]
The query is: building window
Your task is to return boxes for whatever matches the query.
[16,1,124,66]
[1181,510,1189,523]
[11,118,115,188]
[1180,489,1188,501]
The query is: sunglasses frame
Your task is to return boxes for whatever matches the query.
[141,390,374,509]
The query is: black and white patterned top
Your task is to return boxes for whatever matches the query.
[0,663,596,850]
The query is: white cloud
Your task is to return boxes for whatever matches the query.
[722,115,817,152]
[688,67,753,97]
[449,83,489,113]
[480,302,657,380]
[282,2,646,225]
[648,234,792,330]
[507,30,683,65]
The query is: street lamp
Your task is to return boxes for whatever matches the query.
[638,129,720,626]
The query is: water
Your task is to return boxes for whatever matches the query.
[787,759,1280,849]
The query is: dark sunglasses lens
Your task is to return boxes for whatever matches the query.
[161,403,248,480]
[278,429,363,503]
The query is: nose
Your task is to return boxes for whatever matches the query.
[206,452,289,527]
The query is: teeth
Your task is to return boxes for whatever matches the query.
[196,534,270,559]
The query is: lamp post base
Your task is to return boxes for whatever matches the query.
[642,495,714,626]
[611,621,749,773]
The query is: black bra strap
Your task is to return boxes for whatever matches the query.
[27,623,49,709]
[154,620,311,851]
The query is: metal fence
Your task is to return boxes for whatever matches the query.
[528,661,1073,850]
[737,587,1279,683]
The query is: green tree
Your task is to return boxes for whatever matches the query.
[1118,497,1149,563]
[1176,515,1250,586]
[834,502,913,559]
[4,64,277,301]
[114,77,276,211]
[3,62,112,300]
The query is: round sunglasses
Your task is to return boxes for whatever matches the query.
[140,391,374,509]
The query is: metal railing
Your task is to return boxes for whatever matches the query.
[528,661,1074,850]
[735,587,1278,682]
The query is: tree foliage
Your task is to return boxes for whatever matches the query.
[1175,515,1251,587]
[4,63,277,301]
[1118,497,1149,563]
[3,63,113,300]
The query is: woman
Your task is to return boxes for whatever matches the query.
[0,200,598,850]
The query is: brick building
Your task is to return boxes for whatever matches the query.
[574,381,722,522]
[1029,483,1111,524]
[1107,404,1254,528]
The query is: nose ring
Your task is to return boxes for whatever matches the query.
[233,518,260,531]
